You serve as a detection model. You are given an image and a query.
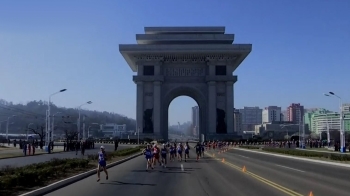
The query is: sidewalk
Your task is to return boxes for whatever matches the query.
[0,145,64,159]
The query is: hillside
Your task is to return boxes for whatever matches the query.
[0,99,136,136]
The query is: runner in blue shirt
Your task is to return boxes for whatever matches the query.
[161,144,168,168]
[169,145,176,161]
[143,145,153,170]
[97,146,108,182]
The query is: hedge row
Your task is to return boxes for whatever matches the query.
[87,146,144,161]
[0,158,91,193]
[262,147,350,161]
[239,145,261,150]
[0,146,145,196]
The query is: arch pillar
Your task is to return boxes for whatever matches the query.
[153,81,162,138]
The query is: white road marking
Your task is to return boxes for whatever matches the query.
[275,164,305,173]
[237,155,250,159]
[181,164,184,171]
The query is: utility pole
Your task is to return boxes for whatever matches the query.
[83,115,86,140]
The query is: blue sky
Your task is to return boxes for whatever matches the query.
[0,0,349,125]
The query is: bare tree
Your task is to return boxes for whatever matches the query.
[27,125,45,149]
[62,118,78,143]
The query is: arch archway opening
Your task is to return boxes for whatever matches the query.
[167,95,200,142]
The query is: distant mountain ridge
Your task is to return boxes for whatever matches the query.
[0,99,136,134]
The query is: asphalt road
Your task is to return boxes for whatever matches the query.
[47,149,295,196]
[216,148,350,196]
[0,144,135,168]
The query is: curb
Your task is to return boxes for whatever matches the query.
[18,152,143,196]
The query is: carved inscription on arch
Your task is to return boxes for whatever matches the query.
[165,67,205,77]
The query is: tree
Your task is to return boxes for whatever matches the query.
[27,125,45,149]
[62,118,79,143]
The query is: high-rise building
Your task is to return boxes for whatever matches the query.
[262,106,282,123]
[305,108,350,133]
[239,107,262,131]
[281,110,288,121]
[343,104,350,112]
[191,106,199,136]
[287,103,304,124]
[233,109,242,135]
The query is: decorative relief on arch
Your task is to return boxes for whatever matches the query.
[164,67,205,77]
[143,109,153,133]
[216,82,226,110]
[165,77,205,83]
[216,82,227,134]
[143,82,154,109]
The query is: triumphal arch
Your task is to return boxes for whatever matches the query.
[119,27,251,141]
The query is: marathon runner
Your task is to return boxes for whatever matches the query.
[97,146,108,182]
[184,142,190,162]
[143,145,153,170]
[153,144,161,167]
[177,143,183,162]
[161,144,168,168]
[170,144,176,161]
[194,142,202,162]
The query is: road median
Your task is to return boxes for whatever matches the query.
[0,146,145,196]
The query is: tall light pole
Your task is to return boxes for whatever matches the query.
[325,92,345,152]
[47,89,67,146]
[302,115,305,149]
[51,112,61,141]
[87,123,99,138]
[77,101,92,141]
[27,123,35,140]
[0,120,7,133]
[6,115,16,140]
[323,94,332,147]
[325,113,330,147]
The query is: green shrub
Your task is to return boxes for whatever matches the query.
[87,146,143,161]
[0,158,92,191]
[329,154,350,161]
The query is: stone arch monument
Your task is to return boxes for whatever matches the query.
[119,27,252,141]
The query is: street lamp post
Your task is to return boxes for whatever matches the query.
[47,89,66,146]
[0,120,7,133]
[325,92,345,152]
[77,101,92,141]
[27,123,35,140]
[302,116,305,149]
[299,113,306,149]
[51,112,61,142]
[6,115,16,140]
[325,113,330,147]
